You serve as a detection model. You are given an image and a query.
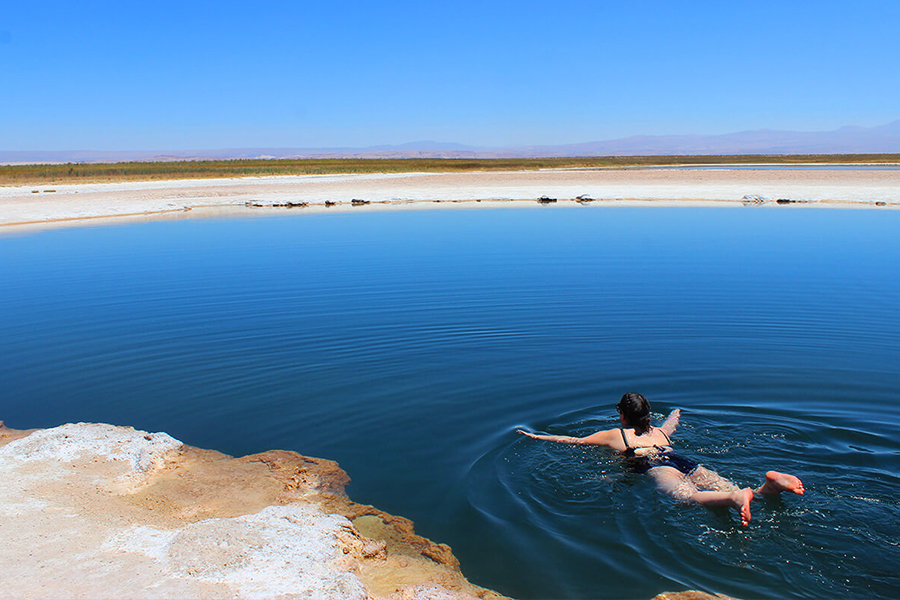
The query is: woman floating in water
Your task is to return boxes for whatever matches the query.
[518,392,804,526]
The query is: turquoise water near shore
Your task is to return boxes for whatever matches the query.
[1,206,898,599]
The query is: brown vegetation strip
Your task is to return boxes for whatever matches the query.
[2,154,899,185]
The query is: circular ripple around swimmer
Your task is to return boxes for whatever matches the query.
[464,421,714,598]
[463,409,871,600]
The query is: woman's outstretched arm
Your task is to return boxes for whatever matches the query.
[659,409,681,437]
[517,428,619,448]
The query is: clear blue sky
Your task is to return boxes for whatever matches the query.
[2,1,898,150]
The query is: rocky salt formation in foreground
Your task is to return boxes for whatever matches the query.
[0,420,507,599]
[0,421,729,600]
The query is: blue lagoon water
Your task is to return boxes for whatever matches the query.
[1,206,898,599]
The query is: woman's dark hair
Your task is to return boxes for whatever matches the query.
[617,392,652,435]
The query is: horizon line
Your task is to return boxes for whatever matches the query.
[3,118,899,156]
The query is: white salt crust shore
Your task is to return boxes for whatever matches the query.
[0,422,502,600]
[1,168,898,232]
[0,421,727,600]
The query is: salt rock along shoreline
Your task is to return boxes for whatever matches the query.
[2,167,899,232]
[0,421,728,600]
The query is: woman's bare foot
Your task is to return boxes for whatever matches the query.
[732,488,753,527]
[756,471,805,496]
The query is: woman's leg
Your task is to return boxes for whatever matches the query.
[648,465,698,502]
[691,489,754,527]
[650,466,754,526]
[690,465,740,493]
[692,466,803,497]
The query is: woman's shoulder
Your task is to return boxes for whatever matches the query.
[580,427,628,449]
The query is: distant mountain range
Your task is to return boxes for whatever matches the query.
[3,120,900,164]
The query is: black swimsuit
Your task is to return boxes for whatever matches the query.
[620,428,699,475]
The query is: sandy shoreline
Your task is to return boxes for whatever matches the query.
[1,168,899,232]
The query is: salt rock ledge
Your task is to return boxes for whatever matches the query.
[0,421,506,600]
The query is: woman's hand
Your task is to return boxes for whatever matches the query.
[517,429,541,439]
[661,409,681,436]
